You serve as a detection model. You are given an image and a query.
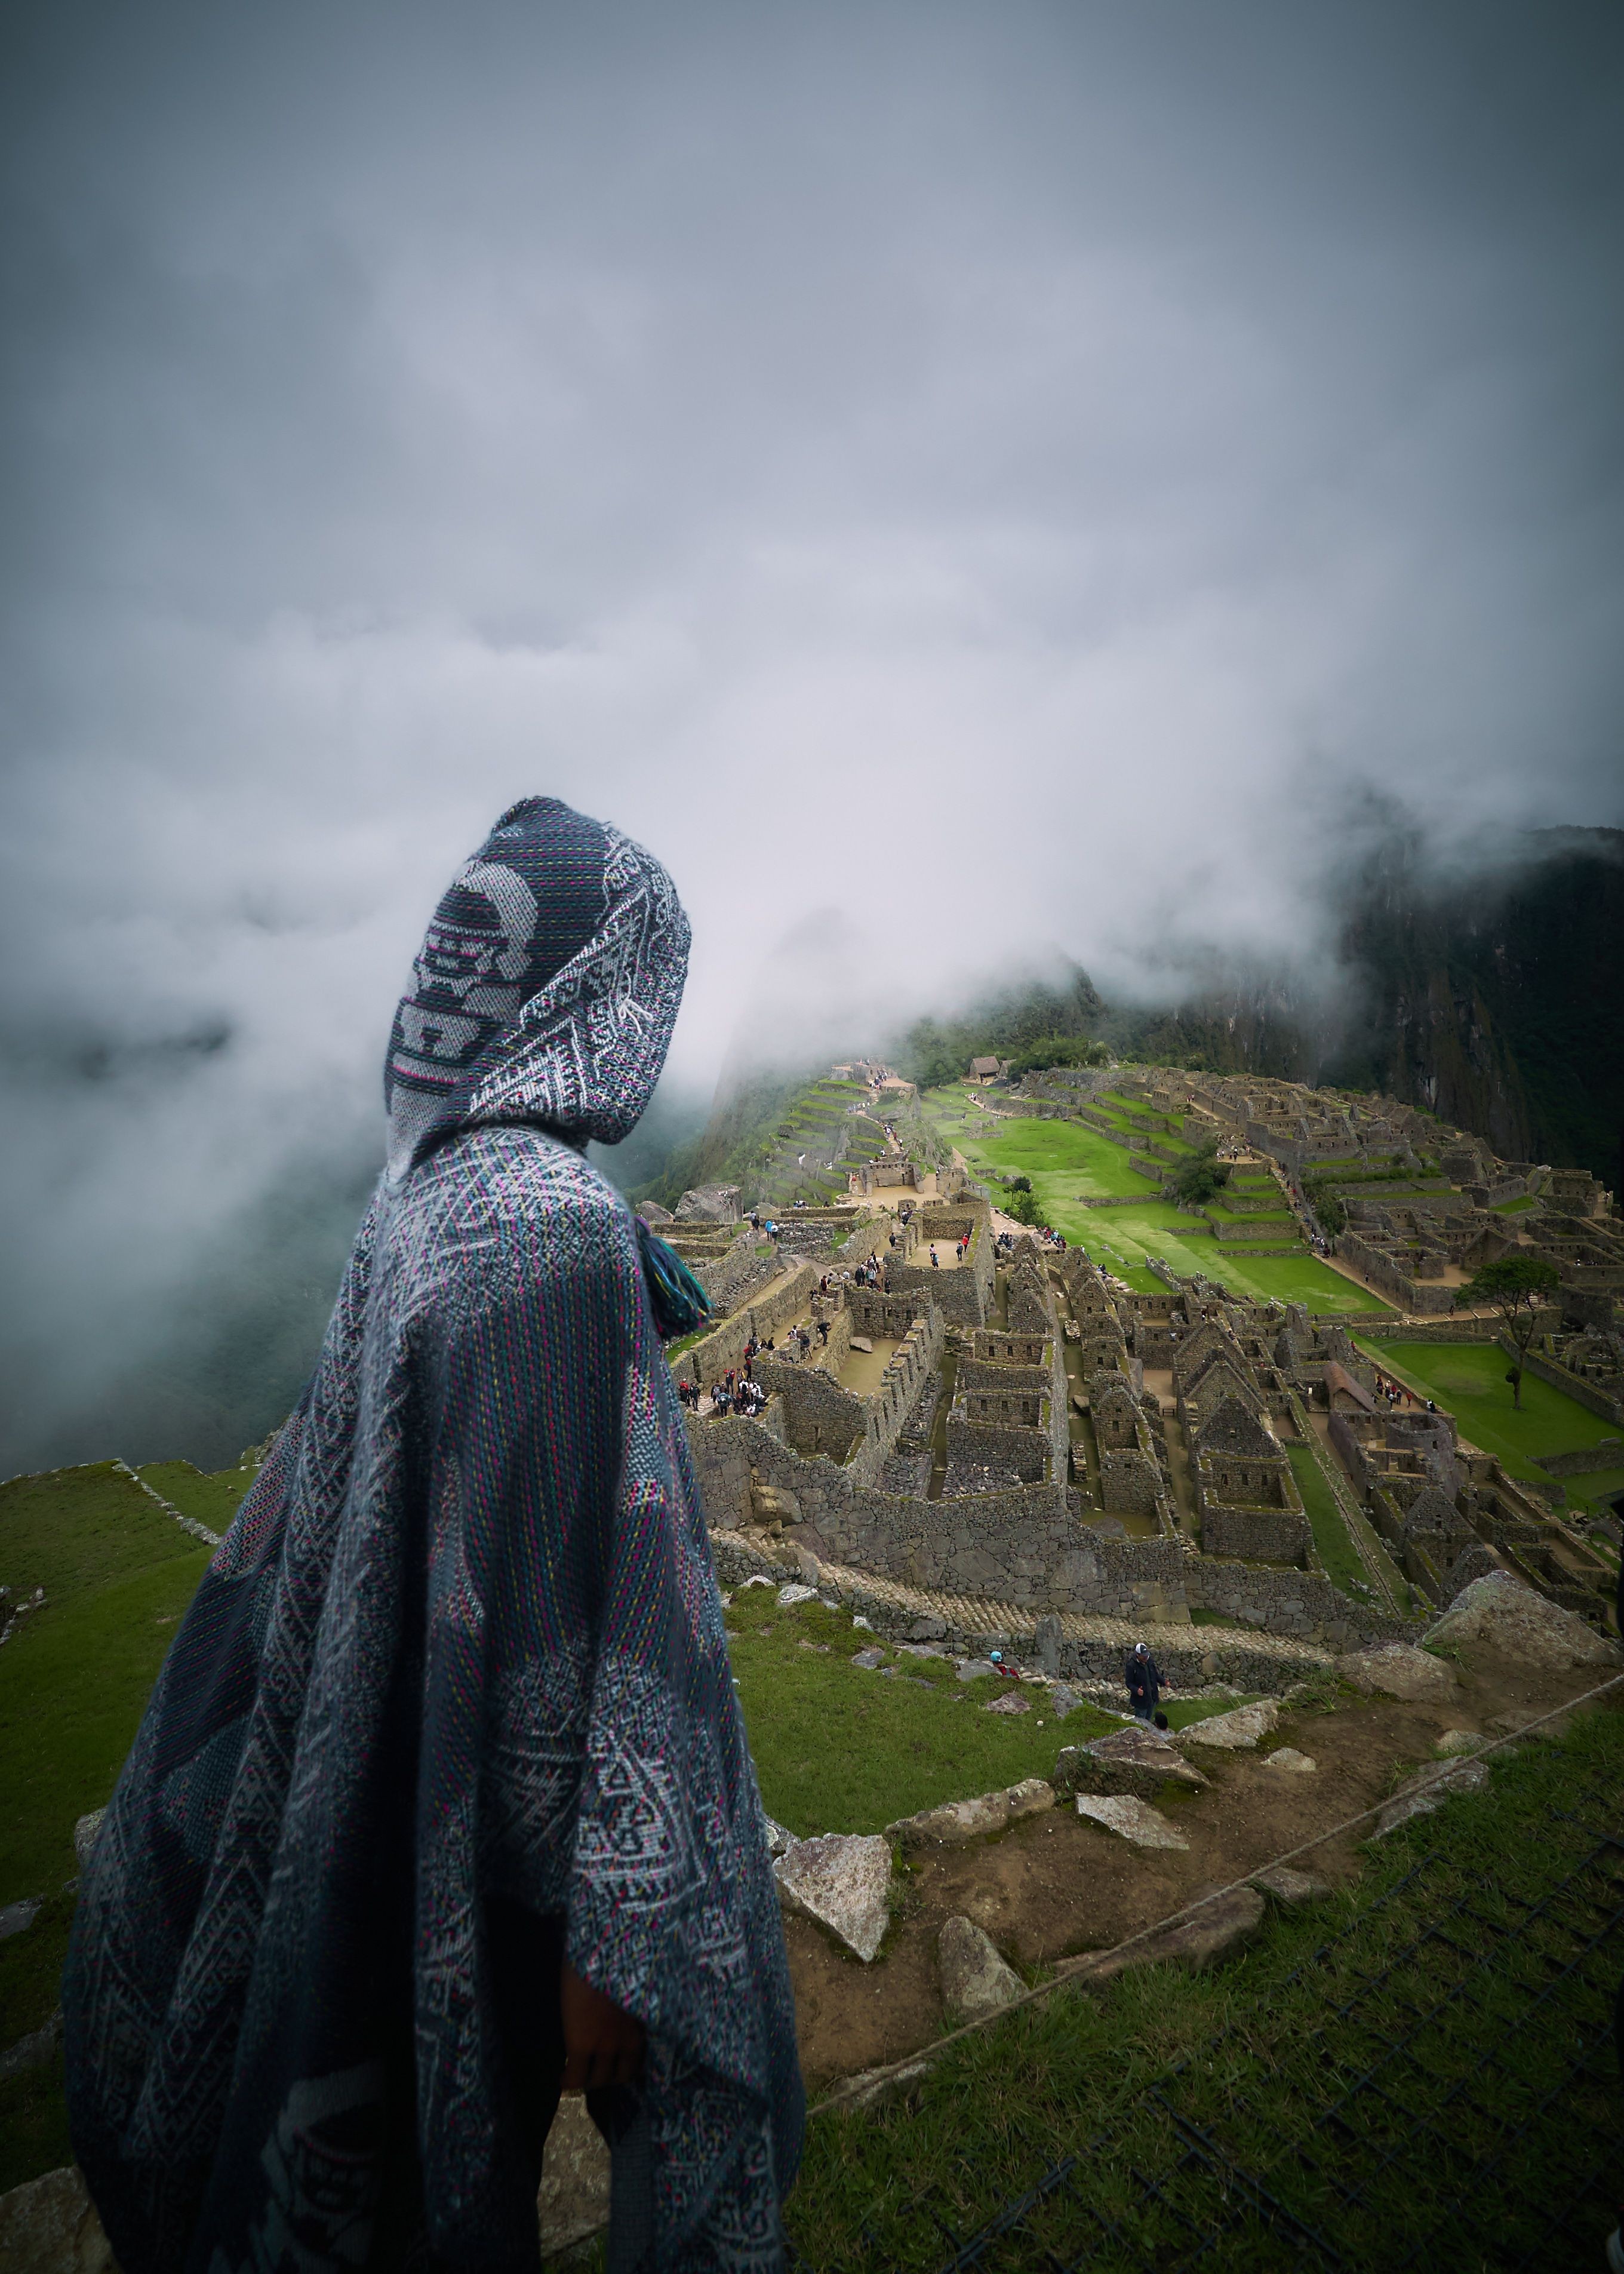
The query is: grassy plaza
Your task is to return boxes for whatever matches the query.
[924,1087,1390,1313]
[1357,1339,1624,1513]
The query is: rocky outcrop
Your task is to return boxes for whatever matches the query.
[1055,1726,1208,1802]
[1337,1643,1459,1702]
[1425,1573,1621,1671]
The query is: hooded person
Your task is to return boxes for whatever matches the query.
[62,798,804,2273]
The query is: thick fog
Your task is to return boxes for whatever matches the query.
[3,0,1622,1470]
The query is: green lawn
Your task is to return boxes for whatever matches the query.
[727,1587,1122,1834]
[1357,1340,1624,1486]
[1285,1443,1366,1596]
[921,1095,1387,1314]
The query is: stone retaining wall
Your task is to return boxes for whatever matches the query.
[1502,1337,1624,1426]
[667,1262,818,1390]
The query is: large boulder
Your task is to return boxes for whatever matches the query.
[1425,1573,1620,1671]
[938,1917,1026,2020]
[1337,1643,1458,1702]
[1056,1726,1208,1802]
[1173,1700,1279,1750]
[774,1833,892,1962]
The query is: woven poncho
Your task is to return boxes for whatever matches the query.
[63,800,802,2272]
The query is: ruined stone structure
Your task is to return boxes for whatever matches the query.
[662,1064,1618,1679]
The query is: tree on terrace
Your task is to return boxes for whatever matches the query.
[1454,1253,1561,1408]
[1172,1145,1230,1207]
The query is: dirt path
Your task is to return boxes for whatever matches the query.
[783,1655,1614,2091]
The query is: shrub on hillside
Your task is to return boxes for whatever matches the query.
[1172,1146,1230,1206]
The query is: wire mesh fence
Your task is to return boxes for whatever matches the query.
[790,1729,1624,2273]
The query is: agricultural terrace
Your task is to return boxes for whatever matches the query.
[923,1086,1389,1313]
[1357,1339,1624,1517]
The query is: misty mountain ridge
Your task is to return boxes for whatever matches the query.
[4,822,1617,1481]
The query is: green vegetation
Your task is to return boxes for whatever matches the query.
[1286,1443,1365,1595]
[1171,1144,1230,1206]
[1454,1253,1562,1408]
[787,1711,1624,2270]
[901,967,1105,1093]
[1007,1035,1111,1077]
[1357,1340,1623,1488]
[0,1464,231,2184]
[924,1090,1389,1312]
[726,1587,1121,1834]
[140,1459,257,1533]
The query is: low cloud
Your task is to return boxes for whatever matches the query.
[2,0,1621,1466]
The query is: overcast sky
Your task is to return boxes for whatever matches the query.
[3,0,1622,1460]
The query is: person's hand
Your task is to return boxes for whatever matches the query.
[559,1961,646,2091]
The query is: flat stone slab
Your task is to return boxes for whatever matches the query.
[983,1691,1031,1714]
[1252,1863,1330,1906]
[1426,1573,1621,1671]
[939,1916,1025,2020]
[1261,1747,1317,1774]
[774,1833,892,1962]
[1337,1643,1458,1702]
[888,1778,1053,1851]
[762,1815,795,1859]
[1047,1683,1086,1719]
[1174,1700,1279,1750]
[1374,1758,1490,1839]
[851,1647,888,1670]
[848,1335,874,1353]
[956,1658,998,1682]
[1083,1886,1264,1980]
[776,1582,819,1609]
[1058,1726,1208,1803]
[1075,1794,1191,1851]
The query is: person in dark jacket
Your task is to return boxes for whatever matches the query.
[1125,1640,1169,1722]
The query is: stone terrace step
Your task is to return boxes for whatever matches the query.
[710,1531,1334,1692]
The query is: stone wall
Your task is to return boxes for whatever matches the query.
[687,1413,1189,1620]
[945,1405,1051,1484]
[1185,1556,1411,1648]
[666,1261,817,1390]
[1503,1337,1624,1425]
[752,1355,865,1464]
[1201,1505,1312,1566]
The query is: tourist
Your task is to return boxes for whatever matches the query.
[63,797,802,2272]
[931,1246,940,1268]
[817,1319,829,1345]
[1125,1640,1170,1722]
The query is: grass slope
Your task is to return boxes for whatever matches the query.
[727,1588,1250,1835]
[922,1092,1388,1314]
[1285,1443,1365,1596]
[787,1709,1624,2271]
[1358,1340,1624,1508]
